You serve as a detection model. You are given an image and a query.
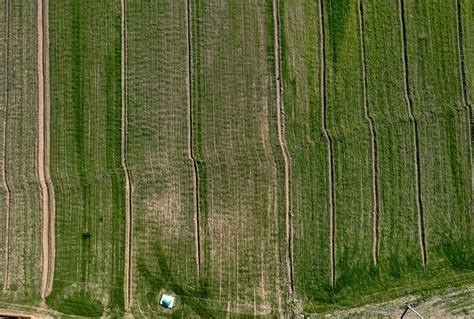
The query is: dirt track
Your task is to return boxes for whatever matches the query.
[2,0,12,294]
[37,0,55,300]
[272,0,294,297]
[185,0,202,278]
[399,0,427,267]
[319,0,336,288]
[455,0,473,174]
[358,0,381,265]
[121,0,133,310]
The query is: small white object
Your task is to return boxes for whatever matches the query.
[160,294,175,309]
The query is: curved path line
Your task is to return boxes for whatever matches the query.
[2,0,12,294]
[318,0,336,288]
[272,0,294,297]
[38,0,55,299]
[399,0,427,268]
[185,0,201,277]
[358,0,381,265]
[121,0,133,310]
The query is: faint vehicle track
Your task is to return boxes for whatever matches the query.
[358,0,381,265]
[318,0,336,288]
[273,0,294,297]
[38,0,55,299]
[121,0,133,310]
[2,0,12,294]
[399,0,428,267]
[185,0,202,278]
[455,0,473,172]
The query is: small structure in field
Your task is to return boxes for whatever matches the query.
[401,305,423,318]
[160,294,175,309]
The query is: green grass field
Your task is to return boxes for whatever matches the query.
[0,0,472,317]
[0,1,42,306]
[46,0,126,316]
[125,1,200,316]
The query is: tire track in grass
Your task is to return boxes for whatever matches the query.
[358,0,380,265]
[185,0,201,278]
[121,0,133,310]
[456,0,473,169]
[2,0,12,294]
[38,0,55,300]
[318,0,336,288]
[272,0,294,297]
[399,0,427,268]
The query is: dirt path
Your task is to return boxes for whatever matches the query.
[272,0,294,297]
[185,0,201,278]
[358,0,381,265]
[0,309,48,319]
[2,0,12,294]
[38,0,55,300]
[399,0,427,267]
[121,0,133,310]
[318,0,337,288]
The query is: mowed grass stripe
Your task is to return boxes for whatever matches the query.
[1,0,12,294]
[48,0,126,316]
[318,0,336,288]
[185,0,201,277]
[272,0,294,297]
[358,0,380,265]
[280,0,332,305]
[120,0,132,310]
[191,0,286,314]
[460,0,474,105]
[126,0,200,316]
[456,0,473,161]
[402,0,472,270]
[399,0,427,267]
[0,1,42,303]
[362,0,422,276]
[323,0,374,290]
[37,0,55,299]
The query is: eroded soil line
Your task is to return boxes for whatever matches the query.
[272,0,294,297]
[121,0,133,310]
[185,0,201,278]
[456,0,473,167]
[38,0,55,299]
[319,0,336,288]
[399,0,427,267]
[359,0,381,265]
[2,0,12,294]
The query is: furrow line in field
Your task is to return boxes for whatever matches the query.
[185,0,201,278]
[319,0,336,288]
[273,0,294,297]
[121,0,133,310]
[359,0,380,265]
[38,0,55,299]
[399,0,427,268]
[2,0,12,294]
[456,0,473,163]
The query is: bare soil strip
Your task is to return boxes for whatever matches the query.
[456,0,473,164]
[2,0,12,294]
[272,0,295,297]
[319,0,336,288]
[38,0,55,299]
[185,0,201,277]
[399,0,427,267]
[359,0,381,265]
[121,0,133,309]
